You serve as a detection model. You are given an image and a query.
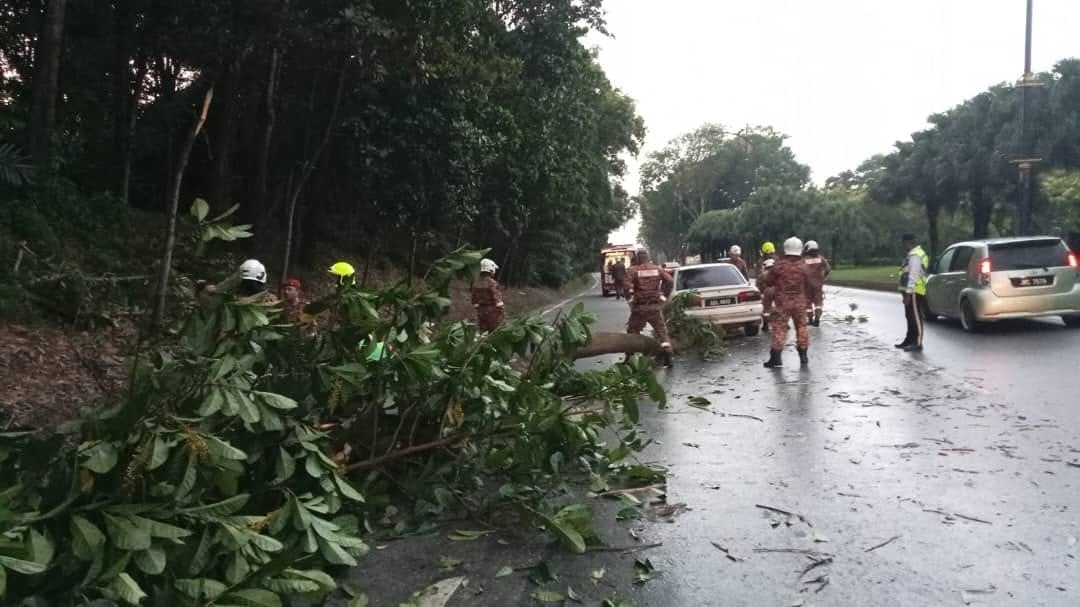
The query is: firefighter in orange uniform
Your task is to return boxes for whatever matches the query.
[760,237,813,368]
[472,258,506,331]
[624,249,675,367]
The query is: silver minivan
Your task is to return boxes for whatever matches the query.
[924,236,1080,331]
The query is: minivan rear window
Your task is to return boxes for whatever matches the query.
[676,265,746,290]
[988,239,1069,271]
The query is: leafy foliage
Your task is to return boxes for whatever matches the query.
[0,248,666,604]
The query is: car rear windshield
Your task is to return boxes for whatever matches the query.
[988,239,1070,271]
[676,265,745,290]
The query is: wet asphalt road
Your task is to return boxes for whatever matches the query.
[341,283,1080,607]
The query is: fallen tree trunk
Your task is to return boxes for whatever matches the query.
[572,332,683,360]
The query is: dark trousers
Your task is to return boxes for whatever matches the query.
[903,293,926,346]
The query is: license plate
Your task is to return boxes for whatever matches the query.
[705,297,735,307]
[1013,276,1053,287]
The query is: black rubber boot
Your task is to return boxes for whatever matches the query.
[763,349,783,368]
[813,309,822,326]
[798,347,809,366]
[659,350,674,368]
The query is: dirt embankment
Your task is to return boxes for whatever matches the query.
[0,275,593,430]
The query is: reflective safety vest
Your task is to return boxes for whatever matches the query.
[898,245,929,295]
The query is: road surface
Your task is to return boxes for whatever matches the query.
[339,282,1080,607]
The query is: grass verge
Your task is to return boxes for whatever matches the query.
[828,265,898,290]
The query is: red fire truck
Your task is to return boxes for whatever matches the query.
[600,244,637,297]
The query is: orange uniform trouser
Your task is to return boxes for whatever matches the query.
[627,304,671,348]
[770,299,809,349]
[476,306,505,332]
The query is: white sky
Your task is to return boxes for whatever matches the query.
[599,0,1080,244]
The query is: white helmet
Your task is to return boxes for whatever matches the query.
[763,258,776,269]
[729,245,742,256]
[480,258,499,274]
[804,240,820,253]
[783,237,804,256]
[239,259,267,283]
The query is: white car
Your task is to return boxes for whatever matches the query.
[671,263,764,336]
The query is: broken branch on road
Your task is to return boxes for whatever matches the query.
[864,535,902,553]
[756,504,813,527]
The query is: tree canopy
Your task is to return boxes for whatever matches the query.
[0,0,644,287]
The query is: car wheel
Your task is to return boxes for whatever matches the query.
[1063,315,1080,328]
[744,322,761,337]
[960,299,983,333]
[921,298,938,323]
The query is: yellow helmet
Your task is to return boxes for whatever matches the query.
[760,241,776,255]
[328,261,356,285]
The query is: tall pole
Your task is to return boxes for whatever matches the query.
[1016,0,1036,235]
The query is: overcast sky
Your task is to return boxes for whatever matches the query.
[597,0,1080,244]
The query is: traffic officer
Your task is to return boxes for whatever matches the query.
[624,249,675,367]
[760,237,813,368]
[802,240,831,327]
[728,245,749,278]
[472,258,506,331]
[895,234,929,352]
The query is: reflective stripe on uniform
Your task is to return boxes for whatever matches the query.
[637,269,659,277]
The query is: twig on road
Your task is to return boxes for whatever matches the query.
[588,542,663,554]
[755,504,813,527]
[753,548,830,556]
[864,535,902,553]
[593,484,665,498]
[720,412,765,422]
[711,542,744,562]
[800,556,833,577]
[923,508,993,525]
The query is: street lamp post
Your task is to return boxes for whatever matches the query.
[1014,0,1041,235]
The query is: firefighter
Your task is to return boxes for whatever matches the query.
[761,237,813,368]
[611,258,627,300]
[472,258,506,332]
[237,259,278,303]
[624,249,675,367]
[756,241,777,277]
[728,245,749,278]
[757,257,777,332]
[281,278,306,323]
[802,240,832,327]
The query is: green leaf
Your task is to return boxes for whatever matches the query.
[316,535,357,566]
[104,513,152,551]
[304,453,326,478]
[142,517,193,540]
[0,554,46,575]
[545,515,586,554]
[264,577,320,594]
[495,565,514,578]
[175,453,197,501]
[0,564,6,597]
[255,391,298,410]
[348,594,369,607]
[187,529,214,575]
[334,475,365,502]
[82,441,119,474]
[285,568,336,590]
[110,572,148,605]
[197,389,225,416]
[223,589,282,607]
[147,436,170,471]
[134,545,166,575]
[242,530,283,553]
[447,529,492,541]
[273,448,295,484]
[27,529,55,568]
[191,198,209,222]
[225,550,250,584]
[204,436,247,461]
[174,578,228,600]
[178,494,249,518]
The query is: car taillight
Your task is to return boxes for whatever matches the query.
[977,257,992,285]
[1069,252,1078,268]
[737,290,761,303]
